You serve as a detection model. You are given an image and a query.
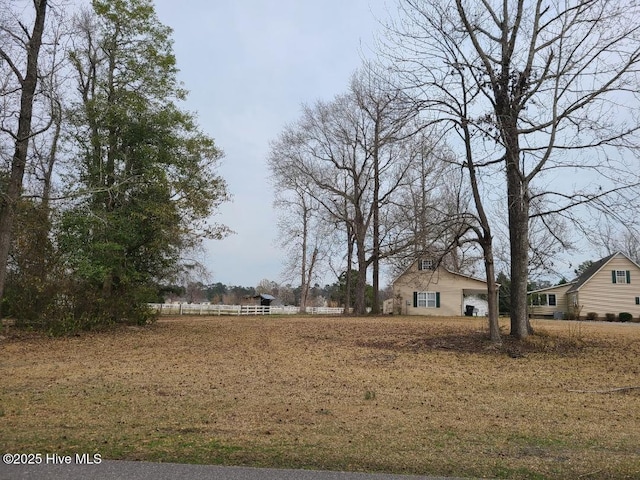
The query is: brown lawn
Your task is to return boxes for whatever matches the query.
[1,315,639,479]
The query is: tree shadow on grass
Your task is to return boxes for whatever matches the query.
[358,328,601,358]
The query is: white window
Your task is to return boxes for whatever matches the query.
[548,294,557,306]
[417,292,437,308]
[419,259,433,270]
[616,270,628,284]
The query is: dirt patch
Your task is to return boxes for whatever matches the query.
[359,327,600,357]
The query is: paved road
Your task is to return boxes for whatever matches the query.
[0,460,470,480]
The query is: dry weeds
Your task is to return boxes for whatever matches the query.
[1,316,639,479]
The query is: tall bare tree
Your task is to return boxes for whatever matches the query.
[349,67,422,313]
[271,175,328,313]
[269,95,372,312]
[0,0,49,312]
[384,0,640,339]
[269,74,439,315]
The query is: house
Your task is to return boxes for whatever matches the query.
[527,282,574,319]
[387,258,495,316]
[528,252,640,320]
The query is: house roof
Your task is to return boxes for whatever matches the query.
[255,294,275,300]
[391,259,492,286]
[564,252,640,294]
[529,252,639,295]
[565,253,615,294]
[445,268,491,285]
[528,281,576,295]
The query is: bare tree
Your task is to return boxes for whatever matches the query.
[272,181,329,313]
[0,0,49,312]
[269,96,369,311]
[384,0,640,339]
[349,66,422,313]
[256,279,279,297]
[380,23,505,340]
[595,222,640,264]
[454,108,503,342]
[386,135,475,272]
[269,75,439,315]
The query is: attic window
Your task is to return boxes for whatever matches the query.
[613,270,630,284]
[419,259,433,270]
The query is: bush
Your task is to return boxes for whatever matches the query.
[586,312,598,321]
[619,312,633,323]
[5,276,158,336]
[605,313,616,322]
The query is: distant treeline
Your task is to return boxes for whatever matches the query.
[159,273,383,308]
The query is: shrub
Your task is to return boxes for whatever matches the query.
[586,312,598,321]
[619,312,632,323]
[605,313,616,322]
[5,276,158,336]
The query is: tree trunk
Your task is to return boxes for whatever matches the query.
[302,247,317,313]
[497,68,532,339]
[462,115,501,343]
[372,206,380,314]
[506,149,532,339]
[354,214,368,315]
[354,249,368,316]
[371,122,381,314]
[483,241,501,343]
[299,205,309,313]
[345,223,353,313]
[0,0,48,314]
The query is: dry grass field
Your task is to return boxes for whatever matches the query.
[1,315,639,479]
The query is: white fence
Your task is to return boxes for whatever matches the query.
[148,303,345,316]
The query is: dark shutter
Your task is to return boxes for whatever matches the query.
[436,292,440,308]
[418,260,423,271]
[636,297,640,305]
[626,271,631,284]
[413,292,418,308]
[612,271,617,284]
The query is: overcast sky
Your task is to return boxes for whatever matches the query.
[149,0,621,290]
[152,0,389,288]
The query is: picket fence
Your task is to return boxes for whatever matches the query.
[148,303,345,316]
